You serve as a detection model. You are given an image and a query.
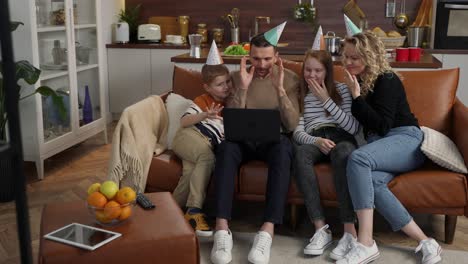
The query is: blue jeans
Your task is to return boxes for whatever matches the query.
[346,126,426,231]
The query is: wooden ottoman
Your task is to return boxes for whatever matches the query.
[39,192,199,264]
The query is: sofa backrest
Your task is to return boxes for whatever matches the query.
[171,64,459,135]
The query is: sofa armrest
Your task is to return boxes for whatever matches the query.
[452,98,468,168]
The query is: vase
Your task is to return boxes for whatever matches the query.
[83,85,93,124]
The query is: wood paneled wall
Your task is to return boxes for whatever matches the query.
[127,0,424,49]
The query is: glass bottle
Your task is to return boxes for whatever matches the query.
[197,23,208,44]
[83,85,93,124]
[51,40,65,65]
[212,28,224,44]
[178,16,190,44]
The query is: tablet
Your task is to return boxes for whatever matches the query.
[44,223,122,251]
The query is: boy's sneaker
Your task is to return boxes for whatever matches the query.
[211,230,233,264]
[184,210,213,237]
[304,224,333,255]
[330,232,357,260]
[336,241,380,264]
[248,231,272,264]
[415,238,442,264]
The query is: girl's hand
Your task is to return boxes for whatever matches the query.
[306,78,330,103]
[205,102,224,120]
[239,56,254,90]
[271,58,286,97]
[316,137,336,154]
[343,69,361,98]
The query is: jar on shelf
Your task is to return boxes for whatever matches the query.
[178,16,190,43]
[212,28,224,44]
[197,23,208,44]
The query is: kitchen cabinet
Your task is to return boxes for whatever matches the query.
[107,47,189,117]
[9,0,107,179]
[431,54,468,105]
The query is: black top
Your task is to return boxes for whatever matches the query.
[351,72,419,137]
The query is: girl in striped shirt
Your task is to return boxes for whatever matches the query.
[293,50,360,260]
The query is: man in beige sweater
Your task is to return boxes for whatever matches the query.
[210,23,300,264]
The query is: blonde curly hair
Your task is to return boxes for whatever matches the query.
[343,31,394,96]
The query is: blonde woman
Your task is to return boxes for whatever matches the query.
[337,32,442,264]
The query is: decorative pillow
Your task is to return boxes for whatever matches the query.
[165,93,193,149]
[420,126,468,174]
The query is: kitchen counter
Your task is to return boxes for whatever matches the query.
[171,50,442,69]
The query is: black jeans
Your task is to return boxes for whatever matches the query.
[294,127,357,223]
[214,135,293,224]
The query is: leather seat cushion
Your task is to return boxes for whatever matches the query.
[146,150,182,192]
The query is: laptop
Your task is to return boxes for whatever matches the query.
[223,108,281,143]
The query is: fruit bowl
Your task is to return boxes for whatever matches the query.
[87,199,136,227]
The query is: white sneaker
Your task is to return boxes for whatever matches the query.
[415,238,442,264]
[211,230,233,264]
[247,231,272,264]
[336,241,380,264]
[304,224,333,255]
[330,232,357,260]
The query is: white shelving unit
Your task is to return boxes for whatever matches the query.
[9,0,107,179]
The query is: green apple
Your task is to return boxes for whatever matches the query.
[87,183,101,195]
[100,181,119,200]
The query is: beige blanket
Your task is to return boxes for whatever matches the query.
[108,95,168,192]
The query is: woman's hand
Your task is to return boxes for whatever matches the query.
[271,58,286,97]
[343,69,361,98]
[316,137,336,155]
[239,56,254,90]
[205,103,224,120]
[306,78,330,103]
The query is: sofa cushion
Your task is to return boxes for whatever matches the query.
[165,93,192,149]
[398,68,459,135]
[172,66,205,100]
[420,126,468,173]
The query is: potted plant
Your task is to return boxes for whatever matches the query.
[117,4,141,43]
[0,22,66,202]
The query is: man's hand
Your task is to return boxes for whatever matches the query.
[270,58,286,97]
[205,103,224,120]
[306,78,330,103]
[316,137,336,155]
[239,56,254,90]
[343,69,361,99]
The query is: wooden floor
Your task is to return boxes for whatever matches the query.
[1,124,467,263]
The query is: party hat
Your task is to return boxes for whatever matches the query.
[206,40,223,65]
[311,26,325,50]
[264,21,287,46]
[344,14,362,37]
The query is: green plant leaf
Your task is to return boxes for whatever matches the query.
[15,60,40,84]
[36,86,67,121]
[10,21,24,32]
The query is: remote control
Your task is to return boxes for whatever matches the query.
[136,193,155,210]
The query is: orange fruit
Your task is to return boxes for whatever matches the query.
[103,201,122,219]
[118,205,132,220]
[243,43,250,51]
[115,187,136,205]
[87,191,107,208]
[95,210,112,223]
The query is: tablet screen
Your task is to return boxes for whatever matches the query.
[44,223,121,250]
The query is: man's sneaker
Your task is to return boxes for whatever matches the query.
[336,241,380,264]
[330,232,357,260]
[184,211,213,237]
[415,238,442,264]
[248,231,273,264]
[304,224,333,255]
[211,230,233,264]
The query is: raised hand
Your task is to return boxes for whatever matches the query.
[343,69,361,98]
[306,78,330,103]
[205,103,224,120]
[316,137,336,155]
[271,58,286,97]
[239,56,254,90]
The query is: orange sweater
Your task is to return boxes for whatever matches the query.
[194,93,225,117]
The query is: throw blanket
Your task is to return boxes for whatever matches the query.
[108,95,168,192]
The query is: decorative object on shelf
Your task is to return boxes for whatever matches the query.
[293,0,316,26]
[75,42,91,64]
[51,40,66,65]
[196,23,208,44]
[178,16,190,44]
[35,0,49,26]
[212,28,224,44]
[117,4,141,43]
[83,85,93,124]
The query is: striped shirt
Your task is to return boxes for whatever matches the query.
[182,95,224,145]
[293,82,360,145]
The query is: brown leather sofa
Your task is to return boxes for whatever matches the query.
[146,62,468,244]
